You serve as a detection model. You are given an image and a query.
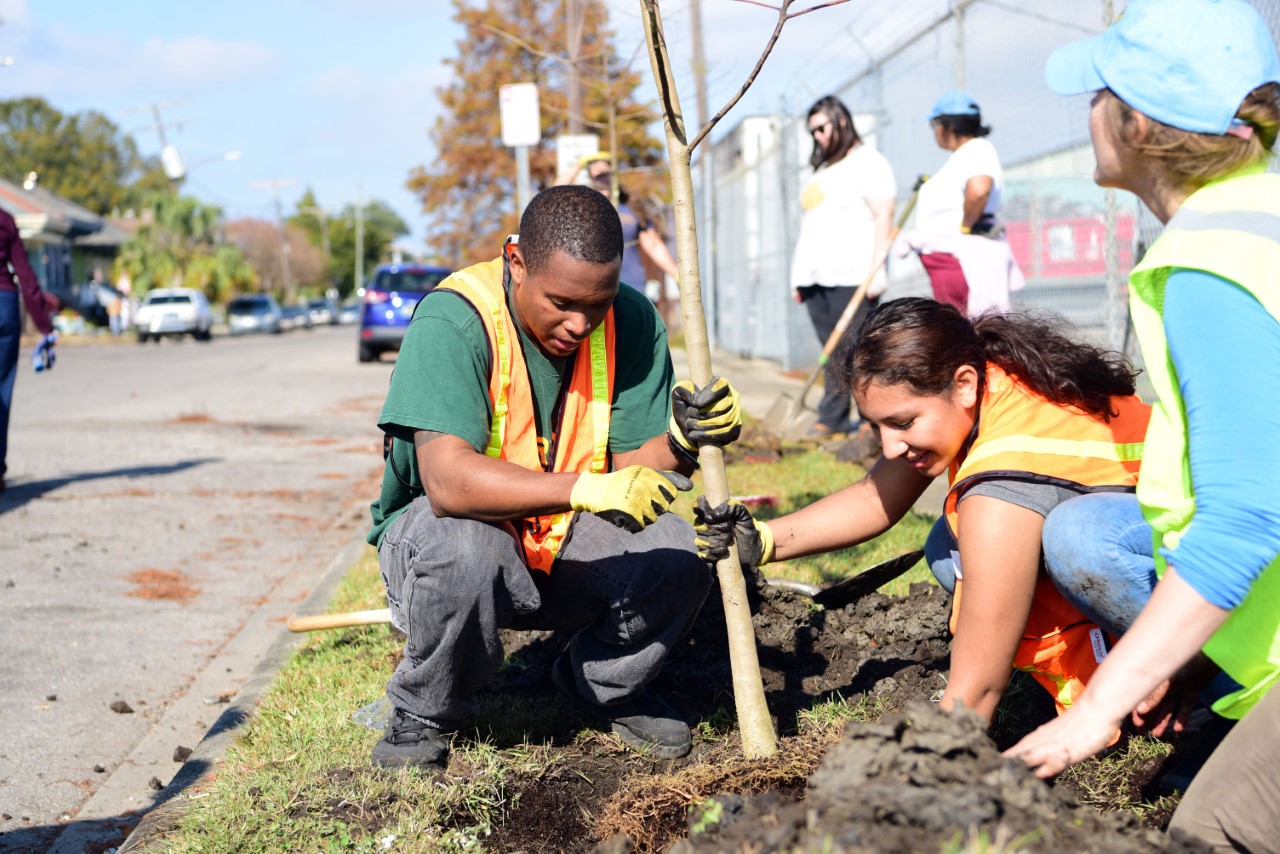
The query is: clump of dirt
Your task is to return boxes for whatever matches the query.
[124,568,199,604]
[666,702,1202,854]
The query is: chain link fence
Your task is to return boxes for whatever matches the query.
[696,0,1280,391]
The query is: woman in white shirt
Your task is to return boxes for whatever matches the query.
[790,95,896,436]
[911,90,1024,316]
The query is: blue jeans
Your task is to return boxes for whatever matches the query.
[0,291,20,481]
[923,492,1157,637]
[378,499,711,726]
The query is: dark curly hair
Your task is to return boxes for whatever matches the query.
[519,185,623,275]
[849,297,1138,420]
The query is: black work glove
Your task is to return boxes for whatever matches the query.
[693,496,774,567]
[669,376,743,451]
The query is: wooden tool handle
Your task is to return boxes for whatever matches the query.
[287,608,392,632]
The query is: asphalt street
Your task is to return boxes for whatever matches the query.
[0,325,391,852]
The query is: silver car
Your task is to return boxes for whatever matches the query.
[227,294,284,335]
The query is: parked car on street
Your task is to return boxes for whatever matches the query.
[306,297,339,326]
[338,298,360,325]
[280,304,313,332]
[133,287,214,343]
[227,294,284,335]
[358,264,451,362]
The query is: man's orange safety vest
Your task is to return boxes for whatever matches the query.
[945,365,1150,714]
[438,253,617,573]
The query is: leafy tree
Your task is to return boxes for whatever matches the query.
[225,217,326,297]
[0,97,167,215]
[407,0,664,266]
[290,191,409,296]
[114,193,256,302]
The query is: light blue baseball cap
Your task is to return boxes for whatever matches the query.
[927,90,981,122]
[1045,0,1280,134]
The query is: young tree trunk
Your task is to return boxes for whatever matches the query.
[639,0,778,759]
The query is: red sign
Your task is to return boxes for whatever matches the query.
[1004,215,1136,279]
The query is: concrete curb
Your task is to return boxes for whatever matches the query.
[50,531,372,854]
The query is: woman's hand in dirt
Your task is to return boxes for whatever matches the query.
[1130,651,1218,737]
[1003,703,1122,779]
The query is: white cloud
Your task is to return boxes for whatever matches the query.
[1,22,279,100]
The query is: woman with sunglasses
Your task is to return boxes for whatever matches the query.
[910,90,1024,317]
[789,94,897,437]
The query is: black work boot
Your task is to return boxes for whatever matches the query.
[552,654,693,759]
[370,709,452,771]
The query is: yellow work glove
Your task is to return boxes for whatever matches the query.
[693,496,775,567]
[669,376,743,453]
[570,466,693,533]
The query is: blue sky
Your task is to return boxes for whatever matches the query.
[0,0,952,252]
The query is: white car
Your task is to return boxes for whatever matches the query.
[134,288,214,342]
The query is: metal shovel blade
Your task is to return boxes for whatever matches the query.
[763,391,818,441]
[811,549,924,608]
[766,549,924,609]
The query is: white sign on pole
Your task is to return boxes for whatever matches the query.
[499,83,541,148]
[556,134,601,184]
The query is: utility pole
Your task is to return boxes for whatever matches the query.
[565,0,586,134]
[121,99,189,195]
[249,177,299,301]
[355,184,365,291]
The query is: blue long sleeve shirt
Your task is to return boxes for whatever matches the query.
[1161,267,1280,608]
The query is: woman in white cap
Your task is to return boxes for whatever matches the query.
[1006,0,1280,848]
[910,90,1024,316]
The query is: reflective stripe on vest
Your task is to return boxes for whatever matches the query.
[1129,168,1280,719]
[945,365,1150,714]
[439,256,616,573]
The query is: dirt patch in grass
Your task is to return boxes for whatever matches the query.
[465,577,1212,853]
[124,568,199,604]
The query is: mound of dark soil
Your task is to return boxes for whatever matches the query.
[668,702,1202,854]
[477,577,1202,853]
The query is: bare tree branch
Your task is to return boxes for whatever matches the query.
[785,0,853,18]
[479,22,608,67]
[683,0,852,151]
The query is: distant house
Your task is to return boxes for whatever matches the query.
[0,176,105,300]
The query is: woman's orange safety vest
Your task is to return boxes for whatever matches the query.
[438,252,617,573]
[945,365,1150,714]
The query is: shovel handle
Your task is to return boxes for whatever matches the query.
[287,608,392,633]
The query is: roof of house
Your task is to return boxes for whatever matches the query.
[0,176,104,240]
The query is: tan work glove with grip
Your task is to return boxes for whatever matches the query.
[669,376,743,451]
[570,466,693,533]
[693,496,775,567]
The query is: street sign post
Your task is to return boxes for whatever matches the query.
[500,83,541,218]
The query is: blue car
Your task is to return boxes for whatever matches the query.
[358,263,452,362]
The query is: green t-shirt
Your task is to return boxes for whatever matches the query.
[367,272,675,546]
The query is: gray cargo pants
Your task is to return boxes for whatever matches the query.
[378,497,712,727]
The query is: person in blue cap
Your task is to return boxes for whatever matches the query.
[1006,0,1280,847]
[908,90,1024,317]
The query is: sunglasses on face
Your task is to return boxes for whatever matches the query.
[809,121,833,137]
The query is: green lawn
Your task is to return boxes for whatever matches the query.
[155,444,933,851]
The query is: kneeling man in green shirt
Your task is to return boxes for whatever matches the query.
[367,184,741,771]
